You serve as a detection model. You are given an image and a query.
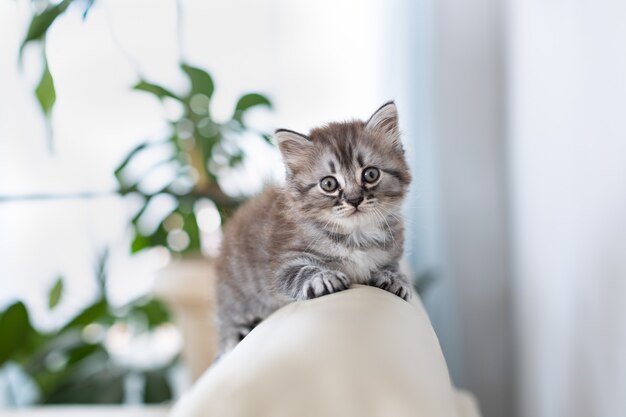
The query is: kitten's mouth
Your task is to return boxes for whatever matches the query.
[335,205,369,218]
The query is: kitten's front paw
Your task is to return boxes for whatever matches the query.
[300,270,351,300]
[369,270,412,301]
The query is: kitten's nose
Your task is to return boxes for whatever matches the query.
[346,196,364,208]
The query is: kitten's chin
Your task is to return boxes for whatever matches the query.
[333,210,377,231]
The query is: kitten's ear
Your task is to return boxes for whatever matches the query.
[275,129,313,171]
[365,101,402,149]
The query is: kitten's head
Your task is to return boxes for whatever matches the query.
[276,101,411,230]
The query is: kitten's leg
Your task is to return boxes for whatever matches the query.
[277,257,351,300]
[216,317,264,359]
[368,264,412,301]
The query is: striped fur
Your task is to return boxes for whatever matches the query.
[215,102,412,354]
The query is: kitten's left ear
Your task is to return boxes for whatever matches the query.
[275,129,313,173]
[365,101,402,150]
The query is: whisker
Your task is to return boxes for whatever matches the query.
[369,209,385,247]
[379,200,431,210]
[374,207,397,249]
[376,204,413,226]
[370,208,388,249]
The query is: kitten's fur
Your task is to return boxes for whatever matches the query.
[215,102,412,354]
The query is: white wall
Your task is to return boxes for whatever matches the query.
[421,1,516,417]
[508,1,626,416]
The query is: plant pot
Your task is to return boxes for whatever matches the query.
[153,257,217,381]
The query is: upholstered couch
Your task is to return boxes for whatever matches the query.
[169,285,481,417]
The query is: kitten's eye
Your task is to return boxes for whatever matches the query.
[362,167,380,183]
[320,176,339,192]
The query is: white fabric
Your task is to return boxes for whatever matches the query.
[169,286,481,417]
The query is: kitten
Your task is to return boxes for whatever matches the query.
[215,101,412,354]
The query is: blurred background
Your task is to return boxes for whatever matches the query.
[1,1,625,417]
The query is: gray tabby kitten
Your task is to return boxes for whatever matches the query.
[215,101,412,354]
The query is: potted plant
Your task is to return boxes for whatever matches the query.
[0,252,176,407]
[116,64,271,255]
[115,64,272,378]
[17,0,273,381]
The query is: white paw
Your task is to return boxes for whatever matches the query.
[369,270,412,301]
[300,270,351,300]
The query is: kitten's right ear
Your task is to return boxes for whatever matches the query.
[275,129,312,170]
[365,101,399,135]
[365,101,403,152]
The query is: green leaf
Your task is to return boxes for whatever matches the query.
[36,64,56,116]
[232,93,272,124]
[82,0,95,19]
[94,249,109,296]
[114,142,150,184]
[143,369,173,403]
[0,302,32,366]
[65,343,100,366]
[131,198,152,225]
[133,81,180,101]
[261,133,273,144]
[43,363,125,404]
[131,299,170,329]
[21,0,72,54]
[228,151,244,167]
[48,277,64,309]
[181,63,214,98]
[114,139,174,192]
[180,210,201,253]
[131,233,151,253]
[197,130,219,182]
[62,299,109,330]
[131,222,168,254]
[119,155,179,195]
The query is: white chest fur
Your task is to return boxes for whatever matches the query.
[344,222,387,248]
[335,228,392,282]
[341,249,390,282]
